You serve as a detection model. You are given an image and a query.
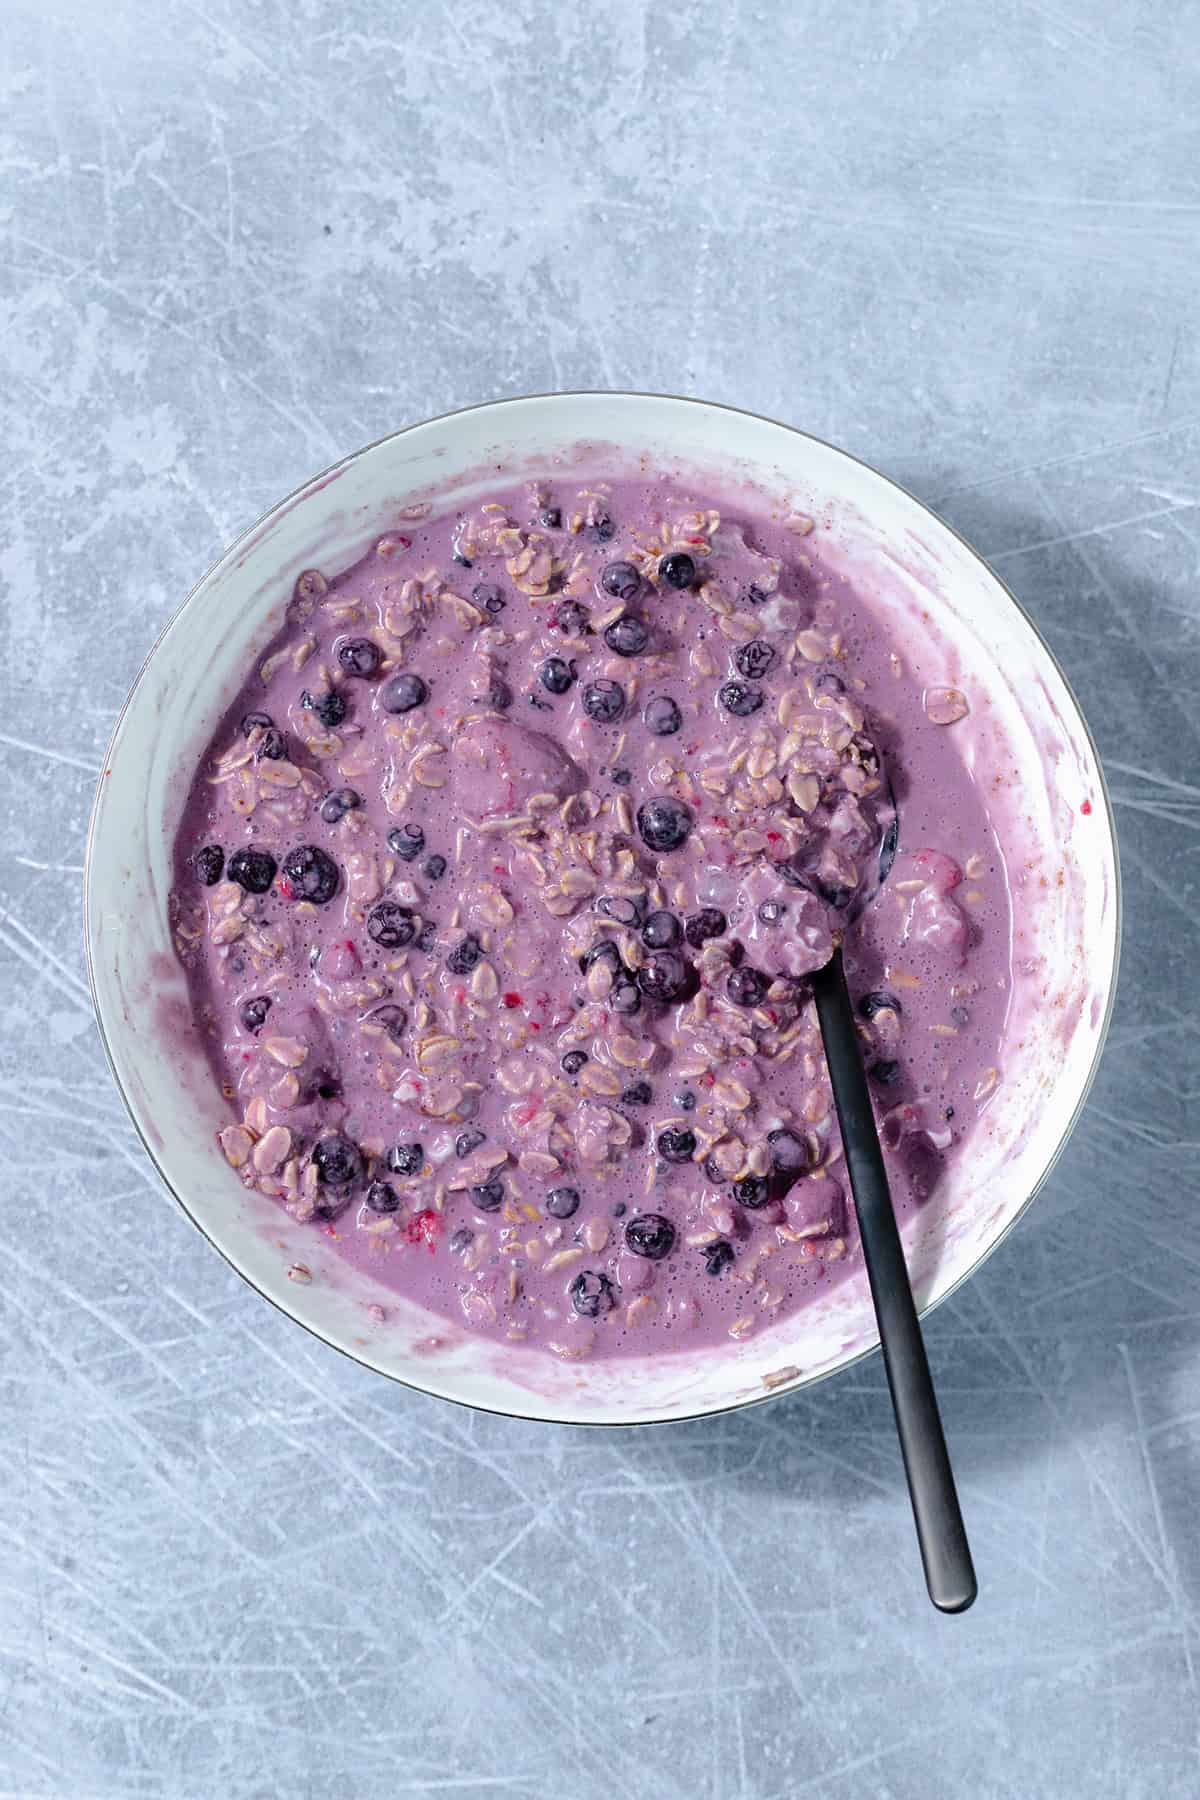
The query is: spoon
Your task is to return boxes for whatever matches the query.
[807,784,977,1613]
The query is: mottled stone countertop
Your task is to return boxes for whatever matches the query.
[2,3,1198,1795]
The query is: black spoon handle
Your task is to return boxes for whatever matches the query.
[811,948,977,1614]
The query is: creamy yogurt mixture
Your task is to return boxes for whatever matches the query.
[171,474,1010,1361]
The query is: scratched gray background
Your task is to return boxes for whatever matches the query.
[2,2,1198,1796]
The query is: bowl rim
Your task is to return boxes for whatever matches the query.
[84,388,1122,1428]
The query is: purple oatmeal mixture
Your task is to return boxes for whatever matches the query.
[170,474,1011,1361]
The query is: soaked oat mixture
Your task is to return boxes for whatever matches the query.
[171,475,1010,1360]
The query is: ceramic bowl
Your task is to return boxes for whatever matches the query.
[85,392,1119,1424]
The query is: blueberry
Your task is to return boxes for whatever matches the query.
[471,1180,505,1212]
[450,1227,475,1255]
[561,1050,589,1076]
[704,1239,735,1275]
[472,582,506,613]
[612,1203,627,1218]
[727,967,768,1007]
[446,934,483,975]
[319,788,360,824]
[733,1175,770,1209]
[757,901,785,925]
[455,1129,486,1157]
[386,1142,424,1177]
[380,672,428,714]
[604,615,649,657]
[657,1127,696,1164]
[387,823,425,861]
[675,1090,696,1110]
[583,679,625,723]
[869,1059,901,1085]
[312,1134,362,1188]
[718,680,764,717]
[240,711,274,737]
[637,796,693,853]
[601,560,641,601]
[482,673,512,711]
[255,728,288,761]
[580,940,623,979]
[736,639,775,680]
[366,1003,407,1043]
[610,979,642,1014]
[546,1185,581,1219]
[423,854,447,881]
[415,921,436,953]
[365,1180,399,1214]
[621,1080,652,1105]
[193,844,224,885]
[239,995,271,1033]
[366,901,416,948]
[642,910,681,949]
[539,507,561,529]
[767,1127,809,1172]
[644,694,682,736]
[597,894,641,925]
[637,951,689,1002]
[659,551,695,589]
[338,637,381,678]
[744,583,768,606]
[281,844,340,905]
[951,1005,971,1027]
[586,515,616,543]
[625,1213,676,1260]
[302,688,348,727]
[702,1155,728,1184]
[552,601,590,635]
[570,1270,616,1317]
[539,656,575,695]
[228,847,277,894]
[859,990,902,1020]
[683,908,726,948]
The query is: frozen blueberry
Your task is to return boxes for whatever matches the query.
[366,901,416,948]
[727,967,768,1007]
[580,940,623,979]
[611,767,632,786]
[736,640,775,680]
[552,601,589,635]
[675,1090,696,1110]
[704,1239,735,1276]
[757,900,785,925]
[601,560,641,601]
[455,1128,486,1158]
[702,1155,729,1185]
[193,844,224,886]
[637,796,693,853]
[583,679,625,723]
[625,1213,676,1260]
[767,1128,809,1172]
[733,1175,770,1209]
[239,995,271,1033]
[604,615,649,657]
[319,788,361,824]
[446,934,483,975]
[471,1180,505,1212]
[380,672,428,714]
[683,908,726,948]
[539,656,575,695]
[657,1127,696,1164]
[338,637,381,678]
[281,845,340,905]
[718,680,764,717]
[644,694,682,737]
[610,978,642,1014]
[386,1142,424,1177]
[546,1185,581,1219]
[302,688,347,727]
[482,673,513,711]
[450,1227,474,1255]
[240,711,274,737]
[255,727,288,761]
[365,1180,399,1215]
[597,894,641,925]
[387,823,425,861]
[859,990,902,1020]
[539,507,561,529]
[561,1050,589,1076]
[586,514,616,543]
[744,583,768,606]
[869,1059,901,1085]
[423,855,447,881]
[642,910,681,949]
[415,922,436,953]
[621,1080,652,1105]
[570,1270,616,1317]
[637,951,689,1002]
[471,582,506,613]
[227,847,277,894]
[312,1134,362,1188]
[659,551,695,589]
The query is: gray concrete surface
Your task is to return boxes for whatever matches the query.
[2,2,1198,1795]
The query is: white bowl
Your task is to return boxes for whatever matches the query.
[85,393,1120,1426]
